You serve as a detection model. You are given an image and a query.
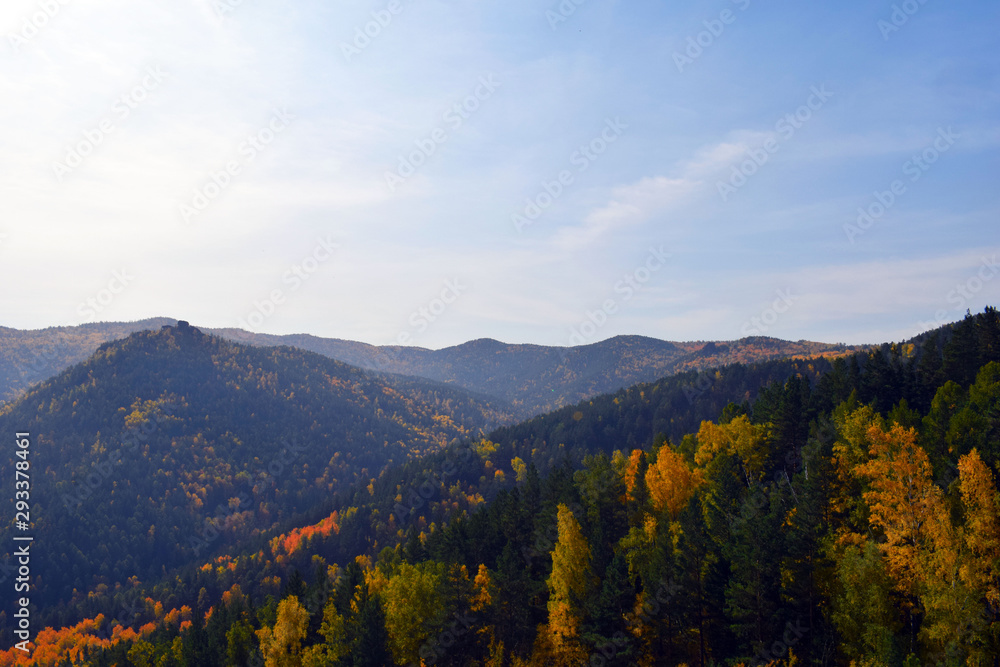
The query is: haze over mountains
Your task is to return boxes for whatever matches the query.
[0,318,859,418]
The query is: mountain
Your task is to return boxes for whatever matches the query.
[7,309,996,667]
[2,310,997,666]
[0,319,175,403]
[217,331,855,419]
[1,319,860,418]
[0,323,509,613]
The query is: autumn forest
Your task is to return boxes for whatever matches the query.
[1,309,1000,666]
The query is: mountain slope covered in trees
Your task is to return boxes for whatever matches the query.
[0,319,858,418]
[0,319,175,402]
[0,323,509,615]
[3,310,999,666]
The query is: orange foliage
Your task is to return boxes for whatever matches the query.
[958,448,1000,607]
[0,612,159,667]
[270,511,341,557]
[222,583,247,609]
[164,607,181,627]
[645,444,704,520]
[854,423,955,597]
[623,449,644,501]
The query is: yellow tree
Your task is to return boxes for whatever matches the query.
[126,640,155,667]
[694,416,770,484]
[958,448,1000,608]
[620,449,645,502]
[544,504,596,666]
[956,447,1000,660]
[472,563,494,613]
[829,405,884,545]
[380,561,449,665]
[256,596,309,667]
[511,457,528,483]
[853,423,954,597]
[915,448,1000,657]
[302,597,347,667]
[645,443,704,520]
[849,421,992,659]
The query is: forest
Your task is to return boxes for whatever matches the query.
[1,308,999,666]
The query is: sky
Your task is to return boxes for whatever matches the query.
[1,0,998,349]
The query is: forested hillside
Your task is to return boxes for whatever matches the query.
[0,319,858,419]
[0,319,174,402]
[0,323,508,616]
[2,310,998,666]
[214,331,857,419]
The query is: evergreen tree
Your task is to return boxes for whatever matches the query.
[349,586,392,667]
[943,313,981,387]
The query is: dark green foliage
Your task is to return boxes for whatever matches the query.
[349,583,392,667]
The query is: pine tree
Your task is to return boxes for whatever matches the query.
[493,543,543,657]
[977,306,1000,364]
[916,332,945,410]
[349,586,392,667]
[830,541,902,665]
[226,620,254,667]
[724,483,785,660]
[943,313,981,387]
[583,551,636,666]
[948,362,1000,467]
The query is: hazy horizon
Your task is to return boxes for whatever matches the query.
[4,311,958,350]
[2,0,997,348]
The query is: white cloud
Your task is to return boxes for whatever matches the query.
[550,131,771,251]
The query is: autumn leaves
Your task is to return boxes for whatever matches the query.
[831,407,1000,661]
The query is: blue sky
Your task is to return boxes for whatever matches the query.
[1,0,998,348]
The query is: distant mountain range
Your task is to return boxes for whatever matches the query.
[0,323,507,610]
[0,318,860,418]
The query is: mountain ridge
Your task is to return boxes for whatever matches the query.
[0,325,509,613]
[1,319,862,417]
